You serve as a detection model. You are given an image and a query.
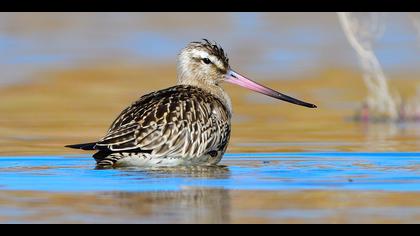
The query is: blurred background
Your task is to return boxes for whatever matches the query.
[1,13,419,84]
[0,12,419,155]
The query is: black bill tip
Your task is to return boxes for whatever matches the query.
[308,103,317,108]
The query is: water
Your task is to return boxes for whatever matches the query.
[0,153,419,223]
[1,153,419,192]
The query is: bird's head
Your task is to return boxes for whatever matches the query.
[177,39,317,108]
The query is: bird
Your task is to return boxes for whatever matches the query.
[66,39,317,168]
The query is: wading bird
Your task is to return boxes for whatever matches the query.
[66,39,317,168]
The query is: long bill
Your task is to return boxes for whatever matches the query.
[225,70,317,108]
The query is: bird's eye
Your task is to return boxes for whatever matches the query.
[202,58,212,64]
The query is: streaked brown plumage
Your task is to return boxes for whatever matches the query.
[66,39,316,168]
[94,85,230,166]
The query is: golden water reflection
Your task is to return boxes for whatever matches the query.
[0,65,419,156]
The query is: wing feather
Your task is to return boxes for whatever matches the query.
[95,85,231,158]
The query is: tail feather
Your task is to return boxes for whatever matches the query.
[65,142,97,150]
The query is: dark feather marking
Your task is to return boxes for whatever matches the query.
[65,142,96,150]
[191,39,229,69]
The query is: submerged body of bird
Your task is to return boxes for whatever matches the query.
[66,39,317,168]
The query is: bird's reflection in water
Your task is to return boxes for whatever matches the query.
[104,188,231,223]
[148,165,231,179]
[108,164,231,179]
[100,165,231,223]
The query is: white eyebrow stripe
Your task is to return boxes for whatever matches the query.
[191,49,225,69]
[191,49,210,59]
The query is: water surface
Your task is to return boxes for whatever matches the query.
[0,152,419,223]
[1,152,420,192]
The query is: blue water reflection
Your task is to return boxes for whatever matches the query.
[0,152,418,192]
